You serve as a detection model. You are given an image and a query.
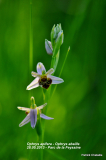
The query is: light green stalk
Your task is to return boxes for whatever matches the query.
[29,1,43,160]
[29,0,34,102]
[29,0,33,73]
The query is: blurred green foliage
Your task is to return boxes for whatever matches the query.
[0,0,106,160]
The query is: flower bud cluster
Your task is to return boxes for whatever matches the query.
[45,24,64,56]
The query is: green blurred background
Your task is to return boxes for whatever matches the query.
[0,0,106,159]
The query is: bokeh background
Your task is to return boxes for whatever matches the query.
[0,0,106,159]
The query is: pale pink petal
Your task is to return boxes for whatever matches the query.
[37,103,47,110]
[37,62,46,75]
[19,113,30,127]
[46,68,54,76]
[30,109,37,129]
[31,71,39,77]
[48,75,64,84]
[26,77,40,90]
[40,113,54,120]
[17,107,30,112]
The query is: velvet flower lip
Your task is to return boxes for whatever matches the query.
[26,62,64,90]
[17,102,53,129]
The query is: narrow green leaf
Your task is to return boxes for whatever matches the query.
[52,46,70,96]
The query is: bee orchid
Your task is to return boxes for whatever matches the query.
[26,62,64,90]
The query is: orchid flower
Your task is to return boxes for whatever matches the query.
[17,97,53,129]
[26,62,64,90]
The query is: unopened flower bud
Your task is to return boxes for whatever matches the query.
[53,30,63,57]
[45,39,53,55]
[55,24,62,37]
[55,30,64,45]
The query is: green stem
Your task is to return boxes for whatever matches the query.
[40,123,45,160]
[38,133,43,160]
[42,88,46,103]
[50,50,60,73]
[38,88,47,160]
[45,149,66,160]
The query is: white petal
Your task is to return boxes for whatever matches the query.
[46,68,54,76]
[19,113,30,127]
[31,71,39,77]
[17,107,30,112]
[30,109,37,129]
[40,113,54,120]
[37,103,47,110]
[48,75,64,84]
[26,77,40,90]
[37,62,46,75]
